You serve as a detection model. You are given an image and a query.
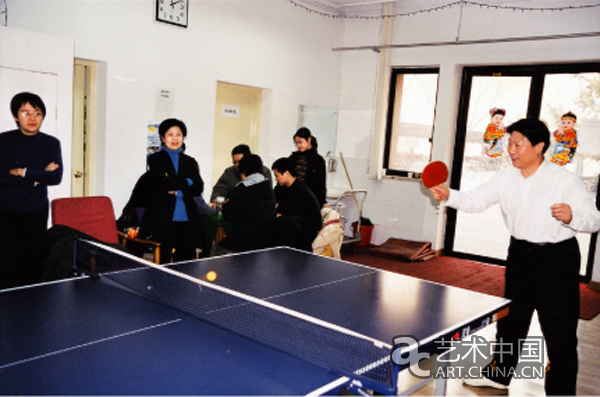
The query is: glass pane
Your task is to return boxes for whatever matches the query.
[454,76,531,260]
[387,73,438,173]
[540,72,600,274]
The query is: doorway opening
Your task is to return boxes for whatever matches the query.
[72,59,97,197]
[212,82,262,190]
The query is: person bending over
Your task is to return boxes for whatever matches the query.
[210,144,271,204]
[213,154,276,255]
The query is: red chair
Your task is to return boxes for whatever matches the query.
[51,196,160,264]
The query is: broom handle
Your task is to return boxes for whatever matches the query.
[339,152,360,214]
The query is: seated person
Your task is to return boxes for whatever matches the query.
[117,170,153,237]
[210,144,271,204]
[272,157,322,244]
[213,154,277,255]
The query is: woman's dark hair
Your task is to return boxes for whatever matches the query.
[10,92,46,119]
[238,154,264,176]
[158,118,187,141]
[294,127,318,150]
[507,118,551,154]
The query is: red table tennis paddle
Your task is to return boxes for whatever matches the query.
[421,161,449,188]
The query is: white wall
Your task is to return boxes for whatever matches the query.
[6,0,600,278]
[7,0,344,212]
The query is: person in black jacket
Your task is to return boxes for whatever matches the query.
[0,92,63,289]
[214,154,276,254]
[272,157,322,244]
[144,118,204,263]
[289,127,327,207]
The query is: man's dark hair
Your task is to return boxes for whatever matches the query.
[231,144,251,156]
[158,118,187,140]
[271,157,297,177]
[238,154,263,176]
[507,118,551,154]
[11,92,47,119]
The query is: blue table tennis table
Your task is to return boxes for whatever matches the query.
[0,241,509,395]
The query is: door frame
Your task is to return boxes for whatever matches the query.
[445,63,600,281]
[72,59,97,197]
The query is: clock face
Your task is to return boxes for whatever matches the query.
[156,0,188,27]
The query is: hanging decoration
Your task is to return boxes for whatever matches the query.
[550,111,578,166]
[285,0,600,20]
[483,108,506,158]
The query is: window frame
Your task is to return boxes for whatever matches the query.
[383,67,440,178]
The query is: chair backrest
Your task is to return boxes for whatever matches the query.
[51,196,119,244]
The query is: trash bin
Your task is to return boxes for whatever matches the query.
[352,217,374,246]
[356,225,374,246]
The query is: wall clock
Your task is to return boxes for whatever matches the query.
[156,0,188,28]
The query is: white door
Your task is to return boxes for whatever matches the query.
[0,27,74,205]
[0,67,58,135]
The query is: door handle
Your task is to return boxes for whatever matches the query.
[74,171,83,178]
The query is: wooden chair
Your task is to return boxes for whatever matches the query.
[51,196,161,264]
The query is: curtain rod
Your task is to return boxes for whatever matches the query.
[332,31,600,52]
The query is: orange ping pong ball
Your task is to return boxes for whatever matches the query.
[206,271,217,282]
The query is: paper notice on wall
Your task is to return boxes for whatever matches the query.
[147,123,160,157]
[155,87,174,122]
[222,104,240,117]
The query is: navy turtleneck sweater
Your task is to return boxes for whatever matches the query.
[163,146,189,222]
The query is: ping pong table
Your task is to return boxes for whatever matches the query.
[0,240,509,395]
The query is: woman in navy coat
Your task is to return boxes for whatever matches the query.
[143,118,204,263]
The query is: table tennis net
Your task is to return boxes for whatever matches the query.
[75,239,394,390]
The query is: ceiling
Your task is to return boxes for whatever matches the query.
[295,0,476,17]
[296,0,415,16]
[295,0,583,17]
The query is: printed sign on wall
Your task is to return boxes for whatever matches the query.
[222,104,240,118]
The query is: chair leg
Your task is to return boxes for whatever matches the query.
[154,246,161,264]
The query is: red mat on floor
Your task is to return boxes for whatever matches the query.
[343,247,600,321]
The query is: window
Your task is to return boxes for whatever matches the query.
[446,63,600,279]
[384,68,440,177]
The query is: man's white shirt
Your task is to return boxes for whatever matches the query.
[445,160,600,244]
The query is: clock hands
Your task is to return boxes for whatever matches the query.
[157,0,187,25]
